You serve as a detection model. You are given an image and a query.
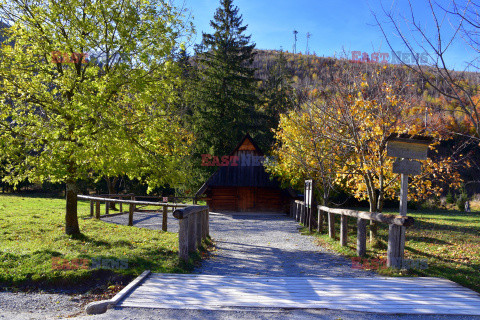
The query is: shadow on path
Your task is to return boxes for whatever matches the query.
[196,212,377,277]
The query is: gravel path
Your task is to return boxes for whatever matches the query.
[102,210,376,276]
[195,212,376,277]
[104,210,376,276]
[0,291,85,319]
[100,209,180,233]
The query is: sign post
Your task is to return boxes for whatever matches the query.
[304,180,314,232]
[386,134,432,268]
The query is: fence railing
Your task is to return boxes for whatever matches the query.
[132,195,202,204]
[291,200,414,268]
[78,194,189,231]
[173,206,210,262]
[77,195,210,261]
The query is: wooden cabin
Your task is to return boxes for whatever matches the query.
[195,134,294,213]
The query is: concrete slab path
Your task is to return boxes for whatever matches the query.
[118,273,480,315]
[107,211,480,316]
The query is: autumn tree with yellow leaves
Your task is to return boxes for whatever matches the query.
[267,65,461,240]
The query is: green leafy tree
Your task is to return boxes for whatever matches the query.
[0,0,193,235]
[193,0,259,156]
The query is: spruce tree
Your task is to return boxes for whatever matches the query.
[257,50,296,149]
[194,0,258,156]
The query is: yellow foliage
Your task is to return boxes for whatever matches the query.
[266,69,462,210]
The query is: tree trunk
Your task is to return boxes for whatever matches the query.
[370,220,378,243]
[370,186,386,244]
[367,186,378,243]
[65,180,80,235]
[106,177,118,210]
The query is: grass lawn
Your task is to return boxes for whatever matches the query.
[0,194,193,292]
[310,208,480,294]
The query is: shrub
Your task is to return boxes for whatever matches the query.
[446,191,455,204]
[456,192,469,211]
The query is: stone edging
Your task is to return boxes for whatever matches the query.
[85,270,151,315]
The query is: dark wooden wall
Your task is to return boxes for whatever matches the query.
[207,187,289,212]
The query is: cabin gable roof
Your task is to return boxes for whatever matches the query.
[195,134,281,197]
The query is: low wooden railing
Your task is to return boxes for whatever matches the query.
[98,194,134,215]
[77,195,210,262]
[133,195,201,204]
[291,200,414,269]
[173,206,210,262]
[78,195,189,231]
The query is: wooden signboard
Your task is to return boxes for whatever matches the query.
[386,134,432,160]
[392,159,422,176]
[385,133,432,269]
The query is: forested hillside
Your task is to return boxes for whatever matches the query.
[252,49,480,197]
[254,49,480,106]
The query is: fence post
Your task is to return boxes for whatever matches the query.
[387,225,406,268]
[299,204,302,224]
[90,200,94,217]
[196,211,202,248]
[128,203,134,226]
[178,218,189,261]
[295,203,300,222]
[95,201,100,219]
[308,205,313,232]
[298,203,302,223]
[301,204,306,225]
[357,218,367,257]
[206,208,210,238]
[105,201,109,215]
[317,207,323,233]
[187,215,197,253]
[340,214,348,246]
[298,203,302,222]
[201,209,206,240]
[162,206,168,232]
[119,200,123,213]
[328,212,335,239]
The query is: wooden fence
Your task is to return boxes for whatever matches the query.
[78,195,189,231]
[77,195,209,261]
[173,206,210,262]
[290,200,414,269]
[133,195,201,204]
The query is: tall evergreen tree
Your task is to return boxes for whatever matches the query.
[256,50,296,149]
[193,0,259,156]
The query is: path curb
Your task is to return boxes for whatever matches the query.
[85,270,151,315]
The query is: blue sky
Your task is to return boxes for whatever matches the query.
[181,0,474,70]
